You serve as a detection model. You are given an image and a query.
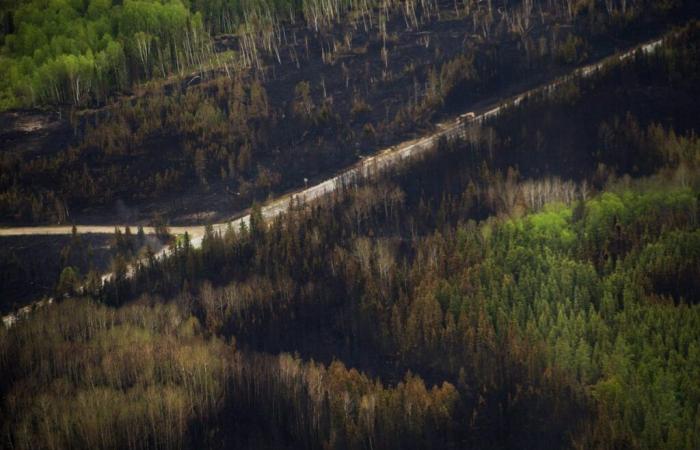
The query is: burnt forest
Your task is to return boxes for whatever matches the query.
[1,0,700,449]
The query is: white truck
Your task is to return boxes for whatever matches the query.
[459,111,476,122]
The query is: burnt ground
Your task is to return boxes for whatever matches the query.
[0,110,72,160]
[0,234,112,312]
[1,2,696,227]
[0,232,167,311]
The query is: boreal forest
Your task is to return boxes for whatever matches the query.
[1,0,700,449]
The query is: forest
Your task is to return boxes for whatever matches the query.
[1,0,698,225]
[1,18,699,450]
